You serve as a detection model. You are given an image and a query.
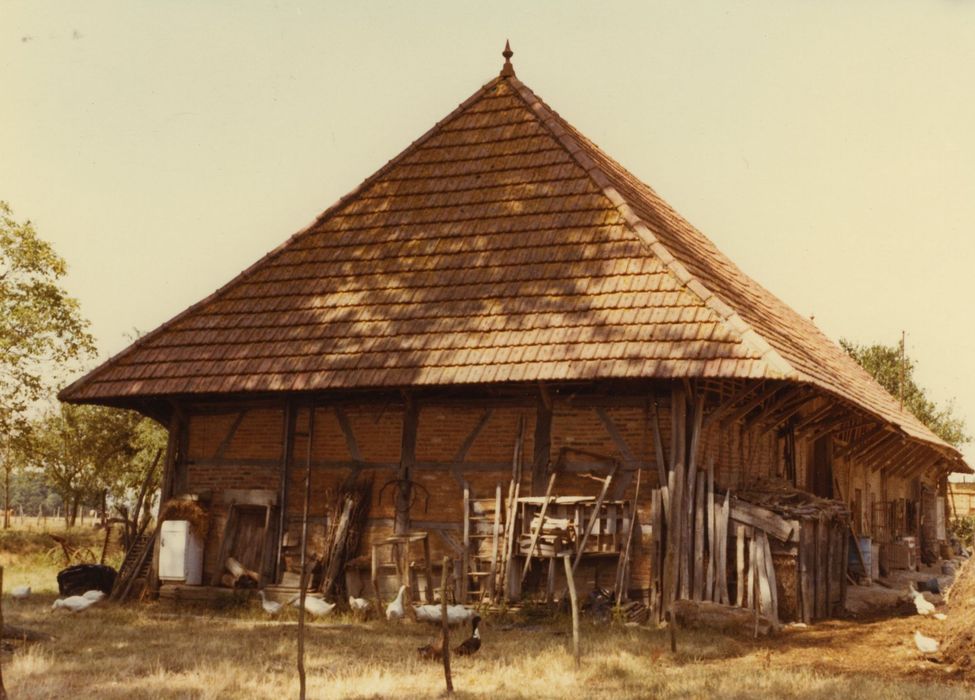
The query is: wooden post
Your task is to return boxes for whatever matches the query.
[275,399,295,582]
[462,483,470,602]
[533,387,553,495]
[651,401,669,520]
[692,469,705,600]
[440,556,454,697]
[396,394,418,536]
[615,468,642,603]
[0,565,7,700]
[705,458,715,601]
[489,484,501,599]
[297,404,315,700]
[662,387,686,613]
[371,544,382,612]
[562,554,580,668]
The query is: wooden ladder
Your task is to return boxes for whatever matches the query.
[110,531,155,602]
[462,484,504,604]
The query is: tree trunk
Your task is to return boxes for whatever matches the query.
[3,466,10,530]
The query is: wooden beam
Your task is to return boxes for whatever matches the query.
[532,391,553,495]
[595,407,638,498]
[792,404,836,435]
[396,395,419,535]
[703,380,764,429]
[448,409,493,489]
[213,409,248,460]
[719,382,785,428]
[834,424,886,460]
[274,399,295,583]
[746,386,810,431]
[333,406,363,463]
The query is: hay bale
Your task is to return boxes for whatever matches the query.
[941,557,975,668]
[159,499,209,540]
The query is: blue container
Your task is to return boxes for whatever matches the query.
[848,536,871,577]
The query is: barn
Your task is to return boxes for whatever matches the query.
[60,45,969,626]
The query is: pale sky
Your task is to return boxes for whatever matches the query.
[3,2,974,466]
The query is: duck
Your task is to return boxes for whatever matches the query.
[82,590,106,603]
[453,615,481,656]
[10,585,30,600]
[914,630,939,654]
[349,596,371,613]
[258,590,284,615]
[417,633,445,661]
[908,584,936,616]
[413,604,475,625]
[52,595,97,613]
[386,585,407,621]
[290,595,336,617]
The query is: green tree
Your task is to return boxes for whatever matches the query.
[1,201,94,527]
[841,338,970,448]
[24,404,166,527]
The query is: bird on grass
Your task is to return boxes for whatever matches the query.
[258,590,284,616]
[386,585,407,621]
[10,585,30,600]
[52,595,97,613]
[290,595,336,618]
[82,590,106,603]
[414,603,475,625]
[453,615,481,657]
[349,596,371,614]
[908,584,936,616]
[914,630,939,655]
[417,633,445,661]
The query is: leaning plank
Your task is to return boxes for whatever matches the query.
[755,532,773,619]
[729,500,794,543]
[672,599,772,637]
[692,469,705,600]
[573,466,616,573]
[521,471,558,583]
[661,387,686,612]
[735,523,745,607]
[716,491,730,605]
[745,528,756,609]
[488,483,502,600]
[705,458,715,602]
[651,401,670,521]
[761,531,779,627]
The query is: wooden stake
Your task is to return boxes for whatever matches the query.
[661,387,686,613]
[692,469,705,600]
[705,458,715,601]
[651,402,670,520]
[562,554,580,668]
[0,565,6,700]
[573,465,616,573]
[297,405,315,700]
[615,468,642,602]
[521,471,558,583]
[440,556,454,696]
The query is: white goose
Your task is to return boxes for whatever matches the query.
[10,585,31,600]
[908,584,936,616]
[291,595,336,617]
[258,590,284,615]
[386,585,407,621]
[349,596,371,613]
[52,595,97,613]
[914,630,939,654]
[414,603,475,625]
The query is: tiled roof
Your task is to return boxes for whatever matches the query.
[59,58,961,462]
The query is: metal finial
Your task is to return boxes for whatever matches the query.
[500,39,515,77]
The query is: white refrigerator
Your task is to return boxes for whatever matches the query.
[159,519,204,585]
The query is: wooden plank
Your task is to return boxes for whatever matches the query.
[462,483,470,602]
[680,396,701,600]
[615,468,642,602]
[736,523,745,607]
[717,492,730,605]
[651,401,670,522]
[718,381,781,428]
[210,503,239,586]
[755,532,773,619]
[488,483,501,600]
[661,387,686,613]
[745,528,759,608]
[761,531,778,626]
[572,465,617,573]
[800,522,813,623]
[705,458,715,602]
[521,471,558,583]
[333,406,363,463]
[692,469,705,600]
[729,500,794,542]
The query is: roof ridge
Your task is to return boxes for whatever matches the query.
[504,76,797,381]
[59,75,509,402]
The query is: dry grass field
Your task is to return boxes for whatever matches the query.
[3,527,975,699]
